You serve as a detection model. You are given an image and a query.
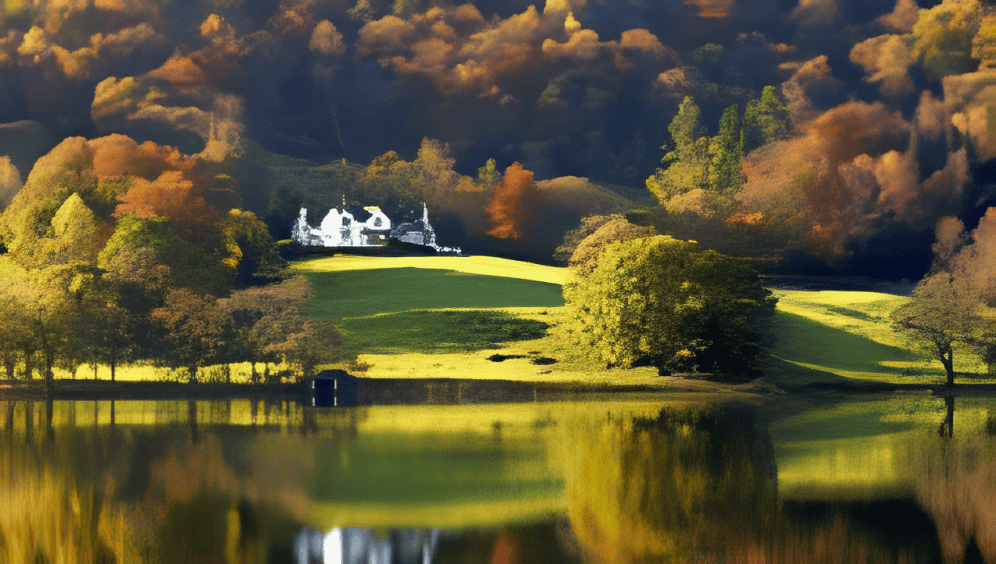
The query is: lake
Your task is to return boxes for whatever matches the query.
[0,387,992,563]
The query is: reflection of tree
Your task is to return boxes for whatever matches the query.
[0,400,335,564]
[562,403,779,563]
[562,402,948,563]
[911,400,996,564]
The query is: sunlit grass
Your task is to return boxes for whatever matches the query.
[291,254,568,285]
[768,289,990,385]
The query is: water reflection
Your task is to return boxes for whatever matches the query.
[2,395,996,562]
[562,403,779,563]
[295,528,440,564]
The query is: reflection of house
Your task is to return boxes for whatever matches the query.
[294,528,440,564]
[293,202,460,254]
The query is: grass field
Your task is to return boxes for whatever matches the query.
[291,255,993,387]
[766,290,990,386]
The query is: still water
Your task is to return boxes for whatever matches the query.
[0,389,993,563]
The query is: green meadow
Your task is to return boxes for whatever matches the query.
[766,289,990,386]
[292,256,564,357]
[292,255,992,387]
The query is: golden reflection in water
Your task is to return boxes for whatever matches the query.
[0,400,311,564]
[560,403,779,563]
[909,427,996,563]
[559,402,945,564]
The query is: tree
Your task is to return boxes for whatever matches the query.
[98,213,231,296]
[563,236,777,375]
[485,162,540,239]
[0,258,31,379]
[566,216,655,277]
[891,272,980,387]
[645,96,718,210]
[476,158,500,190]
[707,104,744,196]
[150,289,226,383]
[224,209,286,288]
[217,276,313,382]
[893,208,996,385]
[741,86,789,154]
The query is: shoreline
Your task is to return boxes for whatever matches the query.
[0,375,991,403]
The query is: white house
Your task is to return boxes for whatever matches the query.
[293,201,460,254]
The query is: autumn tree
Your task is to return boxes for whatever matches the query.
[150,289,226,383]
[893,209,996,385]
[564,236,777,375]
[217,276,313,382]
[485,162,540,239]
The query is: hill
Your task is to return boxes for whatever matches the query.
[293,255,992,388]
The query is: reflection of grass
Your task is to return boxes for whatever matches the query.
[769,397,996,501]
[340,309,550,354]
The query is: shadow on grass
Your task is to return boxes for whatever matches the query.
[340,310,550,354]
[299,268,564,321]
[769,311,921,382]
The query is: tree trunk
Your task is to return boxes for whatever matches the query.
[250,362,258,384]
[44,349,55,383]
[940,346,955,388]
[110,353,116,383]
[189,364,198,384]
[1,352,15,380]
[23,351,34,380]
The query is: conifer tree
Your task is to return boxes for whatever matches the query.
[708,104,744,196]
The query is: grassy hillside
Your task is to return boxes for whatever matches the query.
[294,255,992,387]
[766,290,989,386]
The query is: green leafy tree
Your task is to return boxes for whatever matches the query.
[567,216,655,277]
[891,272,980,387]
[0,258,31,379]
[39,193,108,266]
[24,266,76,383]
[707,104,744,196]
[98,213,231,296]
[741,86,789,154]
[564,235,777,375]
[476,158,500,190]
[224,209,286,288]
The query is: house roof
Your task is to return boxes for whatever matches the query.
[344,205,373,222]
